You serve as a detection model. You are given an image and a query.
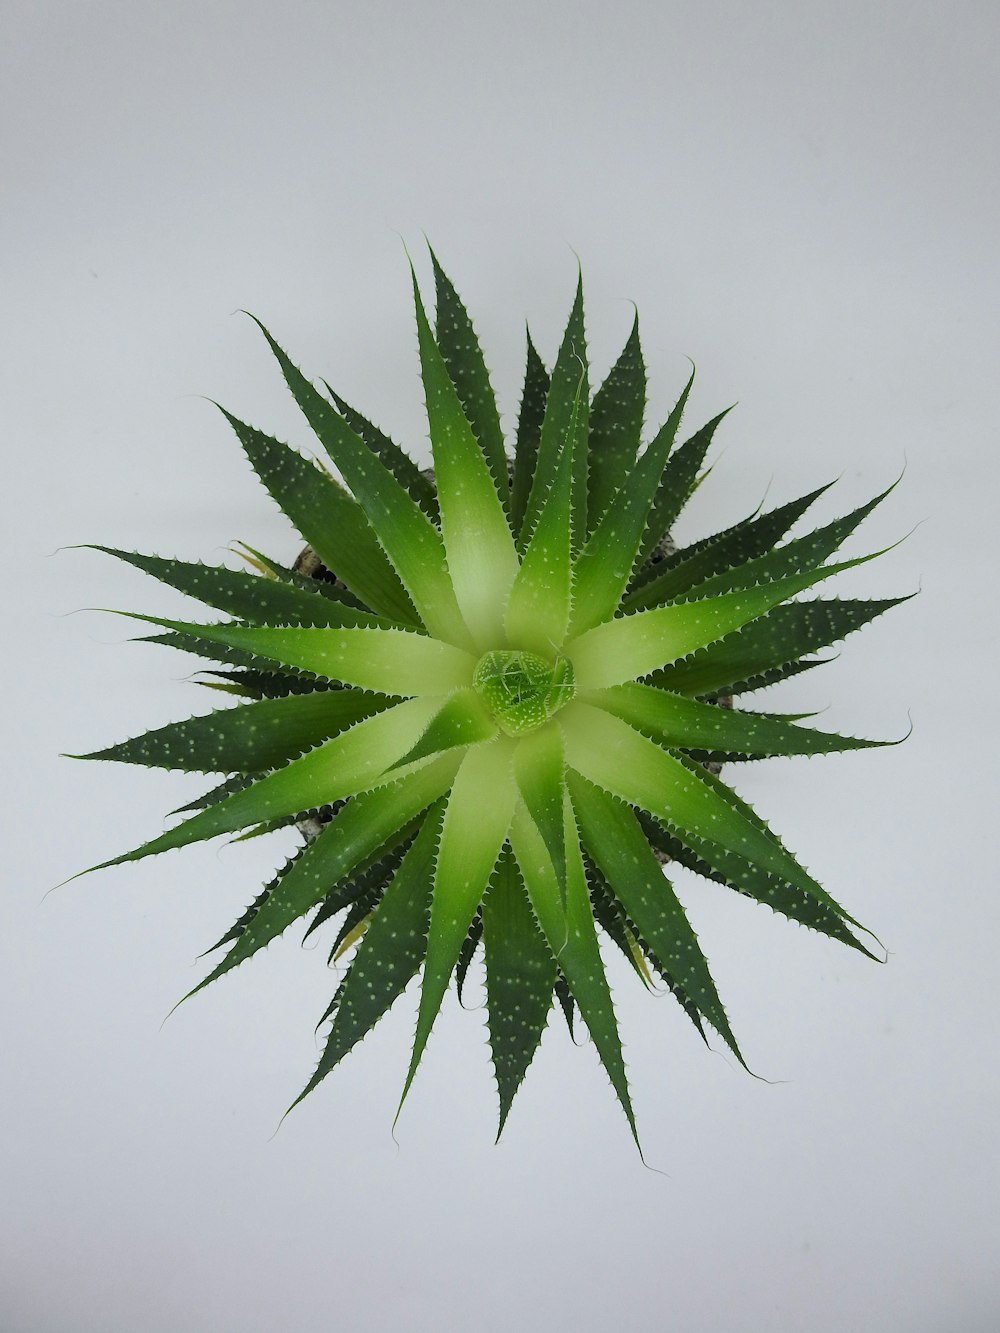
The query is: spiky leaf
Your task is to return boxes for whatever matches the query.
[289,810,443,1110]
[483,848,557,1136]
[510,332,549,536]
[429,247,509,501]
[585,314,646,533]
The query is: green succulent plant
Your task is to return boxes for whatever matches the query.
[71,249,908,1149]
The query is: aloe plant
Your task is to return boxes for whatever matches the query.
[70,249,908,1149]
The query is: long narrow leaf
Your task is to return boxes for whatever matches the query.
[625,482,833,610]
[586,870,709,1042]
[287,807,443,1112]
[504,382,580,653]
[592,682,893,761]
[521,272,589,552]
[397,740,518,1118]
[429,247,509,502]
[633,409,732,572]
[483,848,557,1136]
[567,549,884,690]
[252,321,471,648]
[192,669,335,701]
[669,747,876,934]
[652,596,911,699]
[200,846,306,956]
[514,724,567,898]
[322,385,439,519]
[184,760,458,998]
[219,407,417,624]
[72,688,388,774]
[455,911,484,1007]
[561,703,856,924]
[569,368,694,635]
[639,813,879,958]
[510,331,549,537]
[303,820,422,942]
[78,696,445,875]
[570,773,747,1066]
[585,314,646,534]
[681,482,897,601]
[510,800,640,1151]
[113,614,476,696]
[139,630,278,675]
[85,547,377,627]
[411,270,519,647]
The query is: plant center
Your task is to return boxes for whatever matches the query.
[473,650,576,737]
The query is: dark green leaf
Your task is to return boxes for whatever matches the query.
[183,759,458,1000]
[571,774,747,1066]
[595,682,893,762]
[74,689,389,774]
[521,272,590,552]
[684,482,897,601]
[219,406,417,624]
[304,821,421,941]
[511,801,641,1151]
[138,630,305,676]
[200,846,307,956]
[322,384,439,520]
[553,973,576,1037]
[652,597,911,698]
[510,331,549,538]
[633,409,732,572]
[288,807,443,1111]
[170,774,255,815]
[195,669,335,700]
[626,482,833,609]
[640,813,880,959]
[483,848,557,1137]
[429,247,509,503]
[87,546,379,627]
[569,368,694,634]
[455,911,483,1007]
[586,314,646,535]
[252,321,469,647]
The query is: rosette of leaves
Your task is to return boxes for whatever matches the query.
[71,249,908,1149]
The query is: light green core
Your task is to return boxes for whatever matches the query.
[473,650,576,737]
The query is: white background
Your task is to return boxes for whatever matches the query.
[3,3,997,1331]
